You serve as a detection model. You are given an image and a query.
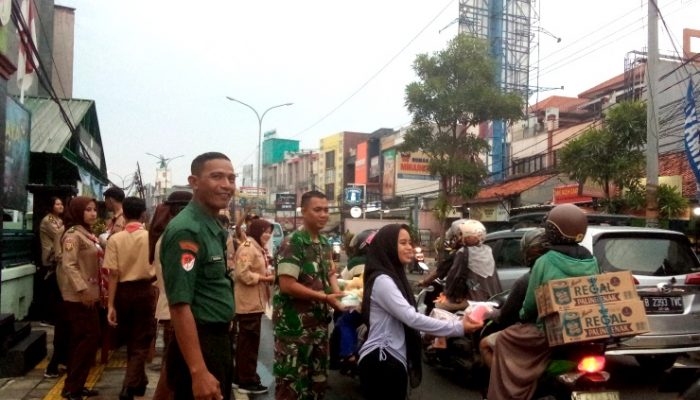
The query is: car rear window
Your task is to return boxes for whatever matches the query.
[594,234,700,276]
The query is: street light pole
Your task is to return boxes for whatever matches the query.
[225,97,293,196]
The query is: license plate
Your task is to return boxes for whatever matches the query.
[572,391,620,400]
[641,296,684,314]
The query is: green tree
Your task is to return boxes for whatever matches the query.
[558,101,646,207]
[656,184,687,220]
[400,34,523,226]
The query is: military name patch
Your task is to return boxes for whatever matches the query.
[179,241,199,254]
[181,253,196,271]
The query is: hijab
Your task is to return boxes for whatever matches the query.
[148,191,192,263]
[362,223,422,388]
[64,196,96,232]
[247,218,272,248]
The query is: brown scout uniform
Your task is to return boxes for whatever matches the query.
[56,225,101,396]
[103,222,157,392]
[39,213,64,267]
[234,238,271,387]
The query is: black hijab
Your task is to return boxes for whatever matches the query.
[362,224,422,388]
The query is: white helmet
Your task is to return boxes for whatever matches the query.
[456,219,487,244]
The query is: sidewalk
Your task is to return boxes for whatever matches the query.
[0,323,258,400]
[0,322,161,400]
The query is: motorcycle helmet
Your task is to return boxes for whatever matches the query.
[347,229,377,258]
[455,219,487,244]
[544,204,587,244]
[445,219,469,251]
[520,228,548,267]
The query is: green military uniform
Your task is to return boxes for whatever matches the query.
[161,201,234,400]
[273,229,333,400]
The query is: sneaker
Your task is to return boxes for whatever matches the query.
[237,384,268,394]
[231,381,239,389]
[44,369,60,378]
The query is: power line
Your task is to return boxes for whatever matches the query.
[289,0,457,139]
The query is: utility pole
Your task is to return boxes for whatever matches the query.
[645,0,660,227]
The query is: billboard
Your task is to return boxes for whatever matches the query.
[397,151,436,180]
[275,193,297,211]
[369,156,380,178]
[355,142,367,184]
[3,96,31,211]
[382,149,396,200]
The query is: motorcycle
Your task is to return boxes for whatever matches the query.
[409,246,429,274]
[416,280,620,399]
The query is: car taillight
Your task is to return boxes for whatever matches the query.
[685,272,700,285]
[578,356,606,374]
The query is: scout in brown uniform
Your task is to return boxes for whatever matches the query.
[39,197,68,378]
[104,186,126,238]
[233,219,275,394]
[105,197,156,400]
[56,196,102,400]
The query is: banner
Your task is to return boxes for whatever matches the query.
[684,79,700,183]
[3,96,31,211]
[382,149,396,200]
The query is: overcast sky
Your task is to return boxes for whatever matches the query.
[56,0,700,188]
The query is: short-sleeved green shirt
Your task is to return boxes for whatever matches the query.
[161,201,234,323]
[273,229,332,338]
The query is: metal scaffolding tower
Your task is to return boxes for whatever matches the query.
[459,0,532,181]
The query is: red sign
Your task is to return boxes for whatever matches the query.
[553,184,592,204]
[355,142,367,184]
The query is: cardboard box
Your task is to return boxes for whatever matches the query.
[536,271,639,318]
[543,300,650,347]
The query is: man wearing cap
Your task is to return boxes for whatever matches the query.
[105,197,156,400]
[161,152,236,400]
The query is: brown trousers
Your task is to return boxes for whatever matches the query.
[64,301,100,394]
[235,312,263,385]
[115,280,157,389]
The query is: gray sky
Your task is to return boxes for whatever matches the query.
[57,0,700,188]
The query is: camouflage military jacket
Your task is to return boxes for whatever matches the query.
[273,229,332,338]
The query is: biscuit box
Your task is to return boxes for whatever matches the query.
[543,300,649,347]
[535,271,639,318]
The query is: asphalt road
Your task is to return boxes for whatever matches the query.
[242,265,699,399]
[241,316,699,400]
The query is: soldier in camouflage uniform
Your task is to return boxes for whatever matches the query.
[273,191,345,400]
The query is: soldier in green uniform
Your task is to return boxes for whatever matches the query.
[273,190,345,400]
[160,152,236,400]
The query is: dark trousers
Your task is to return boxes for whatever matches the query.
[153,321,175,400]
[359,349,408,400]
[64,301,100,395]
[115,280,157,389]
[167,323,233,400]
[235,312,263,386]
[47,300,69,371]
[33,266,62,322]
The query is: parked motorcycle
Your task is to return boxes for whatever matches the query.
[409,246,429,274]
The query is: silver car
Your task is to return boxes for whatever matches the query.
[484,225,700,370]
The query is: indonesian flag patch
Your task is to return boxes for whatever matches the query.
[181,253,196,271]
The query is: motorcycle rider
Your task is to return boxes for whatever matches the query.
[487,204,599,400]
[416,219,468,315]
[340,229,376,280]
[479,227,548,368]
[436,219,501,312]
[331,229,376,374]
